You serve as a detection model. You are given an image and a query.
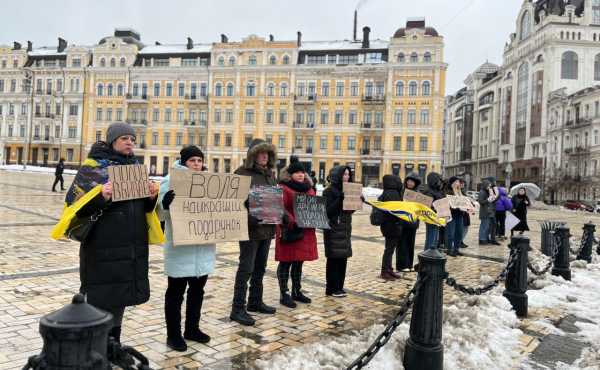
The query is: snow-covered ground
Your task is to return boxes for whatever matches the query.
[0,164,78,175]
[256,253,600,370]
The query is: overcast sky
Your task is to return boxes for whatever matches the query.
[1,0,524,94]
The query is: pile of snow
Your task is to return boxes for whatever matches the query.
[0,164,77,175]
[256,289,523,370]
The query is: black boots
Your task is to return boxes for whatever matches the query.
[280,293,297,308]
[291,288,311,304]
[247,302,276,314]
[184,328,211,344]
[230,308,256,326]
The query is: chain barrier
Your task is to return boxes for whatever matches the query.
[444,243,521,296]
[346,276,428,370]
[570,229,590,256]
[528,232,561,276]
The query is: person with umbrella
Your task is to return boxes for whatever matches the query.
[511,187,531,235]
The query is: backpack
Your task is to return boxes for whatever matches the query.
[370,194,385,226]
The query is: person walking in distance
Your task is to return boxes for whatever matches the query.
[396,172,422,271]
[230,139,278,326]
[378,175,403,280]
[323,166,355,297]
[52,158,66,192]
[275,162,318,308]
[158,146,215,352]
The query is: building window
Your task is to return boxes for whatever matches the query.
[336,82,344,97]
[116,108,123,121]
[278,135,286,149]
[349,110,357,124]
[164,132,170,145]
[69,104,78,116]
[96,108,102,121]
[561,51,579,80]
[351,81,359,97]
[320,110,329,125]
[246,82,256,97]
[245,109,255,123]
[279,110,287,124]
[334,136,341,151]
[395,81,404,97]
[397,53,405,63]
[100,58,106,67]
[226,83,234,97]
[520,11,531,40]
[225,134,232,147]
[166,83,173,97]
[348,136,356,151]
[269,55,277,65]
[394,137,402,151]
[516,62,529,128]
[408,110,416,124]
[66,149,74,162]
[152,132,158,145]
[283,55,290,65]
[335,110,343,124]
[409,81,418,96]
[226,109,233,123]
[165,108,172,122]
[97,84,103,96]
[320,136,327,150]
[266,83,275,96]
[218,56,225,66]
[280,82,288,97]
[424,52,432,63]
[177,109,184,122]
[422,81,431,96]
[249,55,257,65]
[419,137,428,151]
[154,83,160,96]
[394,110,403,124]
[410,52,418,63]
[200,83,207,96]
[213,133,220,146]
[420,110,430,124]
[322,82,329,96]
[215,83,222,97]
[406,136,415,151]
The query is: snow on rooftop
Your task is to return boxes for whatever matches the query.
[29,47,66,56]
[299,39,388,51]
[140,44,212,54]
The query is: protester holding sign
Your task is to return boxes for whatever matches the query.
[158,146,215,352]
[419,172,445,250]
[444,177,464,257]
[275,163,318,308]
[378,175,403,281]
[478,178,500,246]
[55,122,161,350]
[230,139,278,326]
[397,173,422,272]
[459,179,471,249]
[323,166,355,298]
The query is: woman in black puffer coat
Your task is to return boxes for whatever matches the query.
[379,175,403,280]
[397,172,422,272]
[323,166,354,298]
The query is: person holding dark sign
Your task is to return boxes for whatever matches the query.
[323,166,355,297]
[158,146,216,352]
[52,158,65,192]
[59,122,161,354]
[275,162,318,308]
[397,172,421,272]
[230,138,278,326]
[379,175,403,281]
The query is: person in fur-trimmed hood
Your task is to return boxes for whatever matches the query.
[275,162,318,309]
[230,139,278,326]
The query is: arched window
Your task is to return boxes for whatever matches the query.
[120,57,126,67]
[215,82,222,96]
[269,55,277,65]
[226,82,234,97]
[561,31,564,39]
[100,58,106,67]
[228,56,235,66]
[423,52,432,63]
[117,84,124,96]
[578,32,582,40]
[422,81,431,96]
[218,56,225,66]
[561,51,579,79]
[395,81,404,96]
[267,82,275,96]
[246,82,256,96]
[520,11,531,40]
[536,54,544,63]
[397,53,405,63]
[249,55,257,65]
[516,62,529,128]
[110,58,116,67]
[280,82,288,96]
[595,54,600,81]
[409,81,418,96]
[107,84,113,96]
[97,83,104,96]
[283,55,290,65]
[410,52,418,63]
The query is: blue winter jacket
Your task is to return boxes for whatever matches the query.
[495,187,513,212]
[158,161,216,278]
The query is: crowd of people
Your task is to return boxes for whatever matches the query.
[61,122,531,355]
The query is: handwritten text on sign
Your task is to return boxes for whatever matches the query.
[293,194,330,229]
[403,189,433,208]
[169,169,251,246]
[107,164,150,202]
[343,182,363,211]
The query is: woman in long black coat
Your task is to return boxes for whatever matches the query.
[511,188,530,234]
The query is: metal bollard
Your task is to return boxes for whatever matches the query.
[403,249,446,370]
[552,225,571,281]
[576,223,596,263]
[503,236,529,318]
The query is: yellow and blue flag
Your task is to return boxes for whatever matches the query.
[368,201,447,227]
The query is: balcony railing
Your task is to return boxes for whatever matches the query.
[360,123,384,131]
[293,122,315,129]
[294,94,317,104]
[361,148,383,156]
[362,94,385,103]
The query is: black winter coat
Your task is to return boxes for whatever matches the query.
[76,144,156,309]
[511,194,530,231]
[380,175,403,238]
[323,166,354,259]
[234,138,278,241]
[401,172,422,230]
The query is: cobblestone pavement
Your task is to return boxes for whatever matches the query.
[0,170,598,369]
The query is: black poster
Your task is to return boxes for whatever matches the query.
[293,194,330,229]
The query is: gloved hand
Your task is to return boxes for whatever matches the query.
[162,190,175,210]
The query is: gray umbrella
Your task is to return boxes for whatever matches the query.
[509,183,541,200]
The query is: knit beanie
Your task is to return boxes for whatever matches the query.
[180,145,204,164]
[106,122,136,144]
[287,162,305,175]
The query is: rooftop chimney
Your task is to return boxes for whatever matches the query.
[353,10,358,41]
[221,34,228,43]
[362,26,371,49]
[297,31,302,47]
[269,34,274,42]
[27,41,32,52]
[57,37,67,53]
[13,42,22,50]
[187,37,193,50]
